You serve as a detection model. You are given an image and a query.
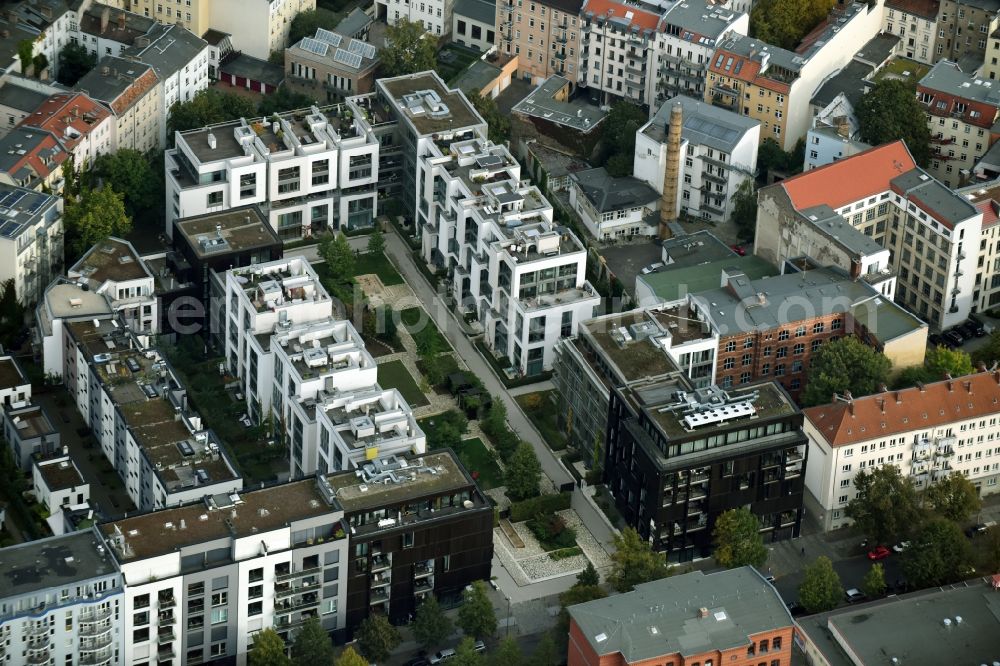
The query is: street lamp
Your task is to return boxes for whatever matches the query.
[505,595,511,638]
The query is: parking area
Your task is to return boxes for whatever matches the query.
[597,240,663,295]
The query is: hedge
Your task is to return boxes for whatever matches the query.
[509,492,572,522]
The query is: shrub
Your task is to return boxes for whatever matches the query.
[527,513,577,550]
[509,492,572,522]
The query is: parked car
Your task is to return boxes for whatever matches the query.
[640,262,664,275]
[405,659,429,666]
[429,649,456,665]
[786,600,805,616]
[928,333,946,348]
[966,520,997,537]
[969,313,989,334]
[731,244,747,256]
[943,329,965,347]
[845,588,866,603]
[473,641,486,653]
[892,541,911,553]
[867,545,891,561]
[957,321,979,339]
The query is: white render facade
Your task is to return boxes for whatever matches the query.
[376,0,453,37]
[0,184,64,305]
[165,103,380,240]
[883,1,937,64]
[803,373,1000,532]
[210,0,317,59]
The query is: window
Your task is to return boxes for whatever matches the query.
[778,330,789,341]
[841,479,851,487]
[839,495,848,503]
[723,358,735,370]
[248,601,262,616]
[211,608,228,624]
[211,592,227,606]
[133,627,149,642]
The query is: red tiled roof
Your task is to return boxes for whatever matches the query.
[975,199,1000,228]
[804,371,1000,447]
[779,141,916,210]
[708,51,791,93]
[21,93,111,150]
[582,0,661,31]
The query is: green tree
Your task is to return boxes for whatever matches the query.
[924,472,981,524]
[554,584,607,654]
[609,527,671,592]
[288,8,342,46]
[798,556,843,613]
[600,102,645,173]
[901,517,972,587]
[576,562,600,587]
[452,637,486,666]
[57,42,95,86]
[750,0,835,49]
[605,153,633,178]
[756,137,805,178]
[800,336,892,407]
[355,614,400,663]
[846,465,923,546]
[530,632,559,666]
[504,442,542,501]
[258,87,318,116]
[457,580,497,639]
[731,178,758,242]
[17,39,33,76]
[32,53,47,77]
[976,525,1000,573]
[167,89,257,138]
[320,232,356,283]
[895,344,975,387]
[65,186,132,258]
[713,507,768,569]
[94,150,162,220]
[972,331,1000,367]
[489,637,523,666]
[249,628,291,666]
[861,563,886,599]
[381,19,437,77]
[0,279,26,349]
[291,617,334,666]
[334,646,368,666]
[412,596,453,652]
[425,409,468,449]
[367,228,386,255]
[856,79,932,167]
[468,91,510,146]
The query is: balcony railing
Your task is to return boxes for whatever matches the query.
[369,589,389,604]
[27,650,50,665]
[79,607,113,624]
[79,621,114,638]
[81,633,114,651]
[275,565,322,582]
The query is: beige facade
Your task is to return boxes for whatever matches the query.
[883,0,938,64]
[284,35,378,102]
[496,0,583,85]
[935,0,1000,64]
[105,0,211,37]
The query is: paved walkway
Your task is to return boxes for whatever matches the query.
[384,229,620,584]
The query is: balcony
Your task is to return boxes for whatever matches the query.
[414,578,434,594]
[27,650,50,665]
[158,611,175,625]
[275,565,322,582]
[81,633,114,651]
[274,593,320,614]
[158,594,175,608]
[79,621,113,638]
[371,573,391,588]
[372,554,391,572]
[26,623,49,638]
[415,561,435,578]
[79,607,113,624]
[370,588,390,605]
[157,645,175,661]
[80,652,113,666]
[157,625,174,642]
[688,472,709,485]
[188,600,205,614]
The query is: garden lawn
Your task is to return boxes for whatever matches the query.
[355,251,404,286]
[453,437,503,490]
[399,307,448,347]
[516,390,568,450]
[376,360,430,408]
[437,44,481,83]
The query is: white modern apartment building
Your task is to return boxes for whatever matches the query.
[755,140,980,331]
[63,319,243,511]
[0,531,125,666]
[803,371,1000,531]
[0,183,63,305]
[165,103,380,240]
[210,0,317,58]
[366,72,599,375]
[67,237,159,335]
[883,0,938,64]
[124,23,210,147]
[375,0,453,36]
[102,478,348,666]
[634,94,759,223]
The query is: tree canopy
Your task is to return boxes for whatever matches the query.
[924,472,981,524]
[972,331,1000,367]
[291,617,334,666]
[798,556,843,613]
[800,336,892,407]
[452,637,486,666]
[895,345,974,388]
[856,79,932,167]
[0,279,26,351]
[320,232,356,284]
[334,646,369,666]
[249,628,291,666]
[94,150,162,221]
[457,580,496,639]
[601,102,646,177]
[367,228,386,255]
[489,637,523,666]
[576,562,600,587]
[749,0,836,50]
[167,89,257,138]
[609,527,671,592]
[901,517,973,587]
[258,87,318,116]
[756,137,805,178]
[380,19,437,77]
[56,42,96,86]
[845,465,923,546]
[712,507,768,569]
[288,8,343,46]
[356,614,400,663]
[504,442,542,501]
[861,563,886,599]
[412,595,453,651]
[468,91,510,146]
[65,185,132,259]
[731,178,757,242]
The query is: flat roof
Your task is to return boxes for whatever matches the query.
[810,59,874,109]
[5,403,56,440]
[637,255,776,303]
[327,450,474,512]
[452,60,502,96]
[663,230,739,268]
[219,53,285,88]
[70,237,151,284]
[919,59,1000,106]
[36,457,85,490]
[569,567,792,662]
[0,356,27,391]
[43,282,113,320]
[100,479,336,561]
[0,532,118,599]
[454,0,497,24]
[512,76,606,132]
[853,32,901,67]
[175,206,280,258]
[581,310,682,385]
[125,23,207,79]
[379,72,485,137]
[797,583,1000,666]
[663,0,746,40]
[646,95,759,152]
[74,57,158,112]
[797,204,886,257]
[890,168,980,227]
[0,80,49,114]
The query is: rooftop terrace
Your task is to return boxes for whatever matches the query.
[5,404,55,440]
[232,256,330,313]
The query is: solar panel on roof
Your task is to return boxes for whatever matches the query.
[5,190,26,207]
[347,39,376,59]
[299,37,330,56]
[0,221,22,238]
[315,27,342,47]
[25,197,45,214]
[334,48,363,69]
